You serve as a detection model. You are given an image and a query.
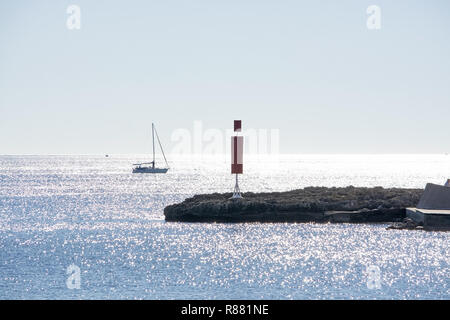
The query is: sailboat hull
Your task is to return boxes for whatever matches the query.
[132,167,168,174]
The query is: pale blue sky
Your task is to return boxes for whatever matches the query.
[1,0,450,154]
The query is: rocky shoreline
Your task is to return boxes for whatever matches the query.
[164,186,423,227]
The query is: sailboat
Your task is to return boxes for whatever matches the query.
[132,123,169,173]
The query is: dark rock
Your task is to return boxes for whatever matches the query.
[386,218,422,230]
[164,186,423,223]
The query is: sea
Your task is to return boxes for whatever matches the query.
[0,154,449,299]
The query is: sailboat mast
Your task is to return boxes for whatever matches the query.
[154,125,169,168]
[152,123,155,166]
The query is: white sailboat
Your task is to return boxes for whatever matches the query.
[132,123,169,173]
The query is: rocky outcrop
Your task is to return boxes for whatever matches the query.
[164,186,423,223]
[386,218,423,230]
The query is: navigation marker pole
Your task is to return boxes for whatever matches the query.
[231,120,243,199]
[232,171,242,199]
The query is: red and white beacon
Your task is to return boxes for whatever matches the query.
[231,120,243,199]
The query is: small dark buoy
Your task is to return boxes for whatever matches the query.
[105,154,109,158]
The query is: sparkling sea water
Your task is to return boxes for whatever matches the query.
[0,154,449,299]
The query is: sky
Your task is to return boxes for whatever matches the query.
[1,0,450,154]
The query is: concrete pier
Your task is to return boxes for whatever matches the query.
[406,208,450,230]
[406,183,450,230]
